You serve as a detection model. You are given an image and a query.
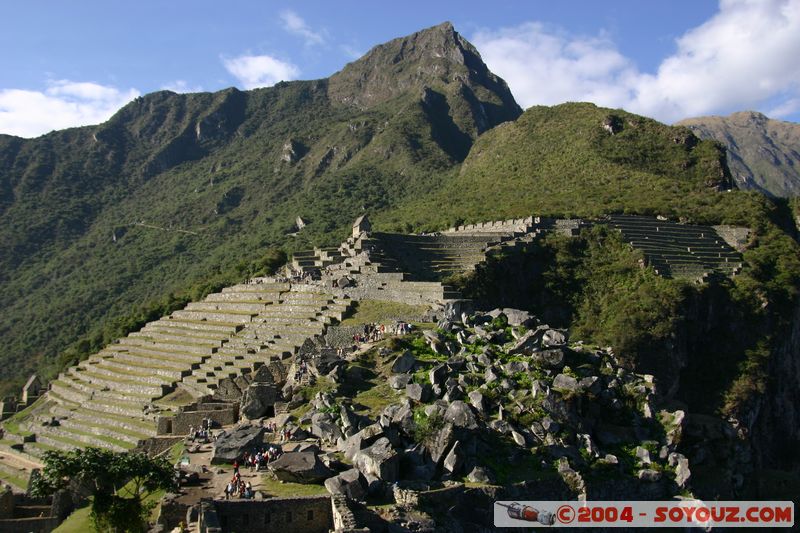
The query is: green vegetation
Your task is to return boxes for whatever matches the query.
[30,448,177,533]
[257,475,328,497]
[340,299,429,325]
[53,504,92,533]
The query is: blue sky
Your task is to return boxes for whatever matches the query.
[1,0,798,137]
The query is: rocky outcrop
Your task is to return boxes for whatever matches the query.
[211,425,264,464]
[268,452,334,483]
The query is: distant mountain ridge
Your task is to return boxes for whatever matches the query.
[678,111,800,197]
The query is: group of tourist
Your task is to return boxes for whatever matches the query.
[224,474,253,500]
[187,422,216,443]
[352,321,413,345]
[222,445,284,499]
[293,359,310,383]
[239,446,282,472]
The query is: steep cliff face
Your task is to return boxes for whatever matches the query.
[748,298,800,467]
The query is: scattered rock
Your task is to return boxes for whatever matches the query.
[341,424,384,461]
[508,329,542,355]
[499,308,536,328]
[467,390,486,413]
[427,422,456,464]
[429,365,447,387]
[311,413,343,444]
[669,452,691,488]
[637,469,662,482]
[543,329,567,346]
[635,446,652,465]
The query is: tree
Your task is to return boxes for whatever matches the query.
[30,447,177,532]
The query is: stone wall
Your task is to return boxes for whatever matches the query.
[210,495,332,533]
[157,402,239,436]
[330,494,370,532]
[324,326,368,348]
[392,482,465,507]
[137,436,184,457]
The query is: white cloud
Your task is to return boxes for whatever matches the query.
[161,80,204,93]
[280,10,325,46]
[0,80,140,138]
[473,23,638,111]
[768,97,800,118]
[222,54,300,89]
[473,0,800,123]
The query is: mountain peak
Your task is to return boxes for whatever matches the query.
[328,22,521,130]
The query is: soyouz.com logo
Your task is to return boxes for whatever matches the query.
[493,500,794,528]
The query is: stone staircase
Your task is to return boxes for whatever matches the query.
[607,215,744,279]
[5,280,350,455]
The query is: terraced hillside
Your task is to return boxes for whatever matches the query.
[0,281,351,462]
[608,215,744,279]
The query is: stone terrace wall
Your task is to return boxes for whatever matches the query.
[212,496,332,533]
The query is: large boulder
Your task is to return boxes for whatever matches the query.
[406,382,431,403]
[324,468,366,500]
[443,441,464,474]
[531,348,565,368]
[212,377,245,402]
[499,308,536,328]
[444,401,478,429]
[240,383,277,419]
[426,422,456,465]
[391,351,416,373]
[311,413,343,444]
[389,374,412,390]
[211,425,265,464]
[269,452,333,483]
[552,374,579,393]
[353,437,399,482]
[340,424,384,461]
[543,329,567,346]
